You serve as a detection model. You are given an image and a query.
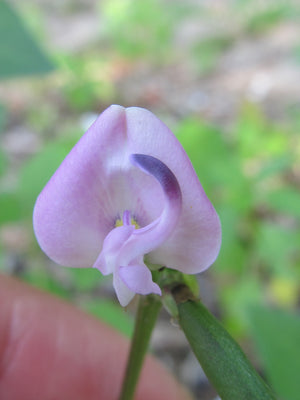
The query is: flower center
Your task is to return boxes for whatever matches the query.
[115,210,139,229]
[93,154,182,306]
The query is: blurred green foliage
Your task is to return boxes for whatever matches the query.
[234,0,298,33]
[192,35,234,74]
[245,3,293,33]
[0,1,300,399]
[249,307,300,400]
[175,103,299,400]
[56,53,115,111]
[0,104,7,132]
[18,142,71,216]
[176,105,299,323]
[84,299,134,337]
[101,0,189,62]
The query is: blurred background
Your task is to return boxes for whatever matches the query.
[0,0,299,399]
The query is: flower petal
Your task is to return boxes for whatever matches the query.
[118,264,161,296]
[33,105,129,267]
[33,105,221,276]
[113,268,136,307]
[93,225,135,275]
[124,107,222,273]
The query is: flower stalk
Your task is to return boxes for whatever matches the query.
[119,294,162,400]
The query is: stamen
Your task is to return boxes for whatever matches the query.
[123,210,131,226]
[115,210,139,228]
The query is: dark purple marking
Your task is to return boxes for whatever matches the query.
[130,154,182,203]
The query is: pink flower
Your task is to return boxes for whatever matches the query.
[33,105,221,306]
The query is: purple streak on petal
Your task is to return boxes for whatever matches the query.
[116,154,182,266]
[125,107,221,273]
[130,154,181,202]
[119,264,161,296]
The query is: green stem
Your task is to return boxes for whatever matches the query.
[119,294,162,400]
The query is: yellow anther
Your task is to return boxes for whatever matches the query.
[115,216,139,229]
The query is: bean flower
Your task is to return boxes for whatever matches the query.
[33,105,221,306]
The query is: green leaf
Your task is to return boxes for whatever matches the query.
[248,307,300,400]
[0,103,7,132]
[83,299,134,337]
[175,294,276,400]
[0,0,54,79]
